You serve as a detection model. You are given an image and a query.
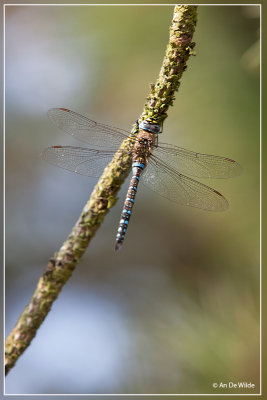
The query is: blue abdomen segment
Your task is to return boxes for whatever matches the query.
[132,162,145,170]
[139,119,161,134]
[115,163,144,251]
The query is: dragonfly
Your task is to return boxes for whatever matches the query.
[42,108,242,251]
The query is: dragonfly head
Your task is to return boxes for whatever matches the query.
[139,118,161,134]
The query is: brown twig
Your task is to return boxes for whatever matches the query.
[5,5,198,375]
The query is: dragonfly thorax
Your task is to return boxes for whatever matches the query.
[132,130,156,166]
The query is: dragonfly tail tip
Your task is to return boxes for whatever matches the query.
[115,241,123,252]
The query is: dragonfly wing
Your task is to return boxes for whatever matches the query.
[41,146,121,178]
[47,108,130,148]
[142,157,229,211]
[154,142,243,178]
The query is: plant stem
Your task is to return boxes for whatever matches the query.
[5,5,198,375]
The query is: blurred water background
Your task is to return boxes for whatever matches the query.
[5,4,260,395]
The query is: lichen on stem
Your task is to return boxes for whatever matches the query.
[5,5,198,375]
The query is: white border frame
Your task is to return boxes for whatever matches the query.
[3,3,262,397]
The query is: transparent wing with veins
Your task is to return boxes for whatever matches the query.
[47,108,129,149]
[41,146,131,178]
[43,108,132,177]
[142,155,229,211]
[153,142,243,179]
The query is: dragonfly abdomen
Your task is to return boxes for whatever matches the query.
[115,162,145,251]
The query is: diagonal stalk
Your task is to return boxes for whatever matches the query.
[5,5,198,375]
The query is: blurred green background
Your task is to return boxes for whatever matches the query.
[5,4,260,395]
